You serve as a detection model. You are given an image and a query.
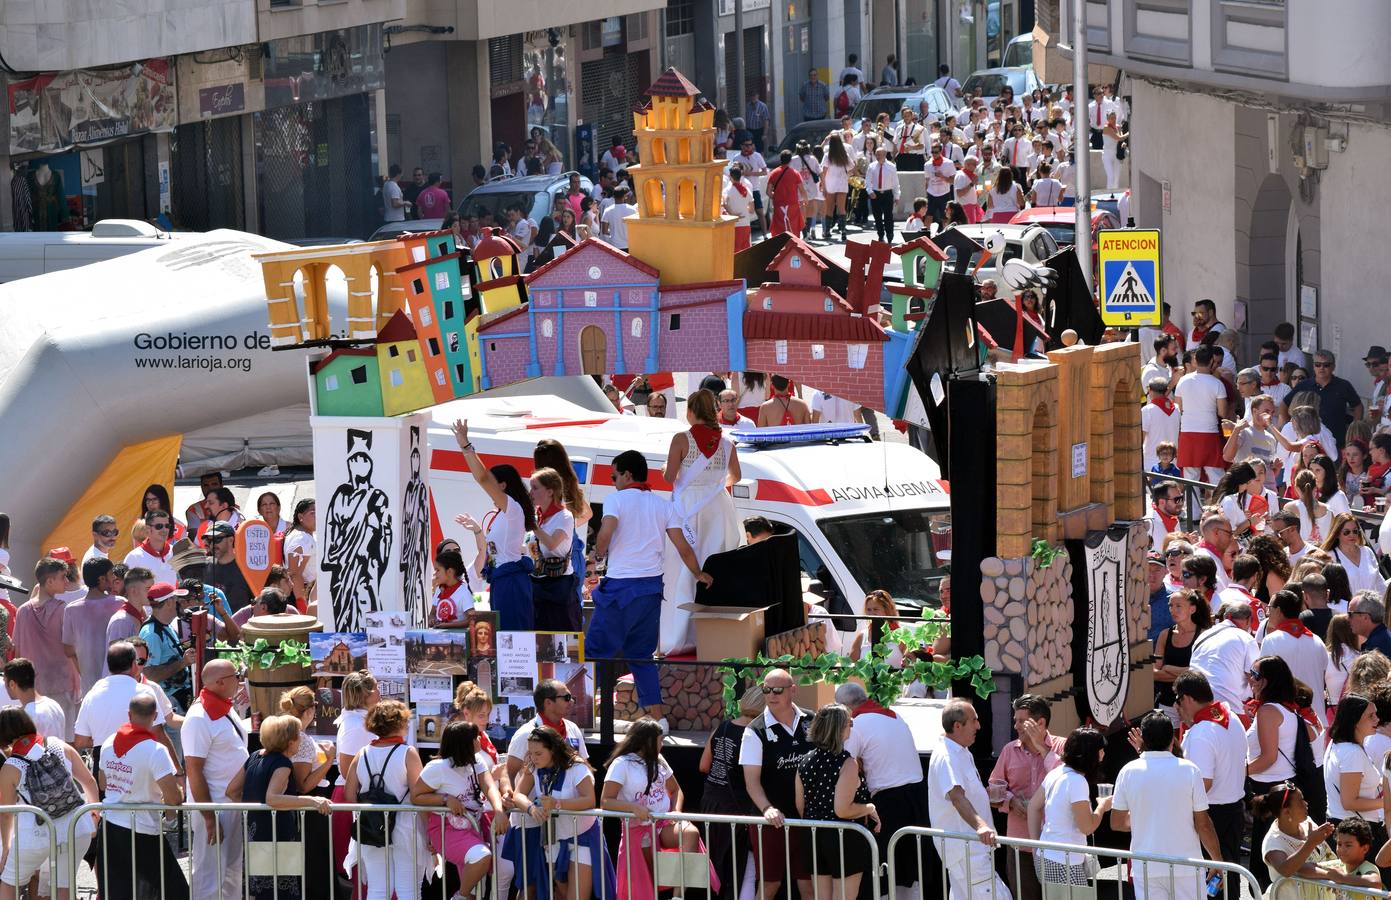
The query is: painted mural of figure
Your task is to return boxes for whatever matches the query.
[322,429,394,632]
[660,389,741,653]
[401,427,430,628]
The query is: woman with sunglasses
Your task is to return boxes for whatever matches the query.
[1320,512,1388,597]
[1153,589,1211,711]
[1246,655,1323,886]
[1180,555,1219,615]
[1161,538,1194,592]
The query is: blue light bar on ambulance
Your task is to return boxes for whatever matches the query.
[730,423,873,446]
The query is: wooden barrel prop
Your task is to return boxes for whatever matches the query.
[240,613,324,721]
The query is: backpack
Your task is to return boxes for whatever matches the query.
[13,740,83,820]
[354,745,402,847]
[835,90,852,116]
[1278,708,1325,818]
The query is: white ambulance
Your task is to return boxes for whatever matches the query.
[425,394,953,626]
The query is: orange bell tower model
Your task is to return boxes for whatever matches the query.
[624,68,738,287]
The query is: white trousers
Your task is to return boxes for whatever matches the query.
[946,845,1014,900]
[190,809,244,900]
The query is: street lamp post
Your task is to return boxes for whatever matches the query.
[1072,0,1092,291]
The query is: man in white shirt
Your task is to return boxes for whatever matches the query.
[1148,481,1184,551]
[1255,352,1292,408]
[1260,591,1329,722]
[1001,124,1032,181]
[1174,346,1231,483]
[933,64,962,100]
[955,156,983,223]
[123,508,179,585]
[839,682,929,898]
[588,450,710,725]
[98,693,186,899]
[1189,603,1257,708]
[716,389,755,430]
[1172,672,1247,885]
[811,391,861,425]
[1194,513,1234,591]
[1188,299,1227,347]
[1142,379,1182,475]
[1269,321,1309,372]
[740,668,815,900]
[722,167,756,252]
[892,108,926,171]
[1113,712,1224,900]
[599,186,637,252]
[927,700,1012,900]
[83,514,120,566]
[865,147,900,243]
[1215,554,1261,622]
[1085,86,1114,150]
[1141,335,1181,396]
[1,658,67,740]
[837,54,865,87]
[923,144,956,230]
[73,641,172,763]
[185,658,250,900]
[382,163,406,223]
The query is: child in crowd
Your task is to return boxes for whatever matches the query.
[1152,441,1181,477]
[905,198,930,233]
[1332,818,1382,899]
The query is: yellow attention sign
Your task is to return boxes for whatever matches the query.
[1097,229,1162,327]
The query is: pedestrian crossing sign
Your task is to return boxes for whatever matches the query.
[1097,229,1162,326]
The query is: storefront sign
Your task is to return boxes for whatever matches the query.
[7,59,176,154]
[263,24,385,109]
[718,0,772,13]
[198,83,246,118]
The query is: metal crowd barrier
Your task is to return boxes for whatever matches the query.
[57,800,879,900]
[1271,875,1391,900]
[886,827,1264,900]
[0,804,58,896]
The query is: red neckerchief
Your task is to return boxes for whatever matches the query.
[719,410,742,425]
[113,722,158,757]
[1149,396,1176,415]
[1192,701,1231,729]
[539,714,567,733]
[622,482,653,492]
[1192,325,1210,344]
[1227,585,1263,633]
[119,600,146,624]
[479,732,499,763]
[731,180,749,197]
[690,424,722,459]
[1272,617,1314,639]
[1370,461,1391,485]
[437,581,463,601]
[1153,504,1178,533]
[10,734,41,757]
[851,699,897,719]
[371,736,406,746]
[961,168,977,185]
[536,502,565,524]
[138,539,170,561]
[1198,541,1231,576]
[198,688,234,721]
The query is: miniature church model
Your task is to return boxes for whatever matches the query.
[624,67,738,287]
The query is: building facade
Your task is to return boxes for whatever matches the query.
[1037,0,1391,404]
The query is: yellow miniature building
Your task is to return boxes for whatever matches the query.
[256,241,406,346]
[624,68,738,287]
[469,229,528,315]
[375,309,435,416]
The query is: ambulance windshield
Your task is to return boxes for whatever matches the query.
[818,509,951,607]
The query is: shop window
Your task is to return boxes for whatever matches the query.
[351,366,369,384]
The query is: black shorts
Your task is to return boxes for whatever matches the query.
[753,190,764,210]
[926,193,950,219]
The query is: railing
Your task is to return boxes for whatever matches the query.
[1272,875,1391,900]
[1143,469,1388,537]
[886,826,1264,900]
[59,800,879,900]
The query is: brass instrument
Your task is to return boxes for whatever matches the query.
[847,174,866,210]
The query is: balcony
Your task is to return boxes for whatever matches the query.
[1045,0,1391,103]
[0,0,257,71]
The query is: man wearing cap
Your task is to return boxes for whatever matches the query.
[108,571,164,644]
[1147,551,1173,642]
[62,557,124,695]
[74,641,172,767]
[83,514,120,566]
[124,508,179,585]
[141,584,197,713]
[13,557,81,738]
[204,521,255,614]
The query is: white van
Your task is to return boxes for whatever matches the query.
[426,394,953,623]
[0,219,190,282]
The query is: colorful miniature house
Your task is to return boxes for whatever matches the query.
[312,348,384,417]
[375,310,435,416]
[888,235,949,332]
[256,241,407,346]
[470,229,528,315]
[475,238,744,388]
[624,68,738,287]
[743,235,913,413]
[396,235,472,403]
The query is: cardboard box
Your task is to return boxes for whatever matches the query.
[679,604,771,662]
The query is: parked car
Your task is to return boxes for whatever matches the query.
[1008,207,1121,249]
[961,66,1042,107]
[850,85,955,128]
[1002,34,1033,69]
[1090,190,1127,222]
[369,219,445,242]
[456,172,593,227]
[776,119,843,156]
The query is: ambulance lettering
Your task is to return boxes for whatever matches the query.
[829,480,947,503]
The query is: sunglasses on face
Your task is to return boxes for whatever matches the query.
[1314,362,1331,368]
[1247,670,1263,680]
[1341,528,1360,537]
[97,529,119,538]
[1260,366,1278,374]
[551,693,573,702]
[149,523,170,532]
[1165,548,1187,557]
[761,684,789,695]
[136,656,148,665]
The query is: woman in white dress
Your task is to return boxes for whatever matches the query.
[660,389,741,654]
[1320,512,1388,596]
[820,134,854,242]
[985,166,1025,223]
[1284,469,1336,545]
[1101,111,1128,190]
[790,141,824,241]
